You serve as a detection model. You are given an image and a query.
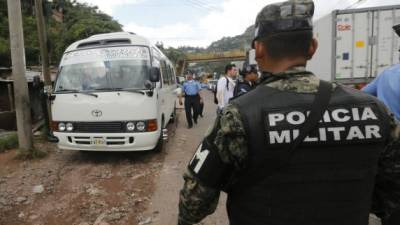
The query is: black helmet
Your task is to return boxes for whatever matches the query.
[240,64,258,76]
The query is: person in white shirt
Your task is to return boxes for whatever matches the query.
[216,64,237,113]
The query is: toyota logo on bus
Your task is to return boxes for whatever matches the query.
[92,110,103,117]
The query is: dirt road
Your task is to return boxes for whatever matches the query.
[0,91,383,225]
[0,91,223,225]
[143,92,228,225]
[0,123,176,225]
[142,91,381,225]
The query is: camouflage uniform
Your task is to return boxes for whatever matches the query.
[178,0,400,224]
[178,68,400,225]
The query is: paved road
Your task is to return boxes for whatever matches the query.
[146,91,382,225]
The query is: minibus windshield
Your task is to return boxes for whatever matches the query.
[55,46,151,92]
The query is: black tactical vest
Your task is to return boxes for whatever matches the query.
[227,83,391,225]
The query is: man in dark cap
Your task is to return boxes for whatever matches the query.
[178,1,400,225]
[233,64,258,97]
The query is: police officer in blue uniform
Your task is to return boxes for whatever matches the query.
[179,73,203,129]
[363,24,400,121]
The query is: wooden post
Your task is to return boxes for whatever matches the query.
[7,0,34,151]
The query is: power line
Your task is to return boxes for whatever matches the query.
[189,0,218,11]
[186,0,212,11]
[191,0,220,11]
[194,0,218,7]
[183,0,213,13]
[124,4,192,7]
[185,0,218,12]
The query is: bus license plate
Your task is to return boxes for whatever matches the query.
[92,138,105,146]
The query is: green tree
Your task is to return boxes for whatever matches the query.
[0,0,123,67]
[0,0,11,67]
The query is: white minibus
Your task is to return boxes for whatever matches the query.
[51,32,178,151]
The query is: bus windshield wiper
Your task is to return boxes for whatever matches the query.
[55,89,98,98]
[93,87,114,91]
[114,88,146,95]
[55,88,80,93]
[79,91,98,98]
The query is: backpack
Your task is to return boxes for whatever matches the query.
[213,85,218,104]
[233,79,241,97]
[213,77,229,104]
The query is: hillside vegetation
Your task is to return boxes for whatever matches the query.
[1,0,254,75]
[0,0,122,67]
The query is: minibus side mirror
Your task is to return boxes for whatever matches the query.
[150,67,160,82]
[145,80,154,90]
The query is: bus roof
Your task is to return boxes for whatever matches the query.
[64,32,153,53]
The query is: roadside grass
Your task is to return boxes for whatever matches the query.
[0,133,18,153]
[0,132,48,159]
[16,147,47,160]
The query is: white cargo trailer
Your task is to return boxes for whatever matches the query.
[308,4,400,86]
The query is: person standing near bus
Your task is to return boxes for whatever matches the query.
[216,64,237,113]
[179,73,203,129]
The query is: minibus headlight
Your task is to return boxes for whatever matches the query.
[66,123,74,132]
[126,122,135,131]
[136,121,146,131]
[58,123,66,132]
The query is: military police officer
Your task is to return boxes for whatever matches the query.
[178,1,400,225]
[233,64,258,97]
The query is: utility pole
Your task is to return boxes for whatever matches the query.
[34,0,53,136]
[34,0,51,88]
[7,0,34,151]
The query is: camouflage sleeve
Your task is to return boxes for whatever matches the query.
[178,104,248,225]
[178,171,220,225]
[214,104,248,169]
[371,113,400,221]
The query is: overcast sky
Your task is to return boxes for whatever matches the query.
[75,0,371,48]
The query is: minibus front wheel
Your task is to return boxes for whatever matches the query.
[154,132,163,152]
[154,119,165,152]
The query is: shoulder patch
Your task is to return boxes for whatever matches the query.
[188,138,231,189]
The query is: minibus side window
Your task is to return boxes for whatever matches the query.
[161,60,170,86]
[168,65,176,85]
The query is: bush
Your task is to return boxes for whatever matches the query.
[0,133,18,152]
